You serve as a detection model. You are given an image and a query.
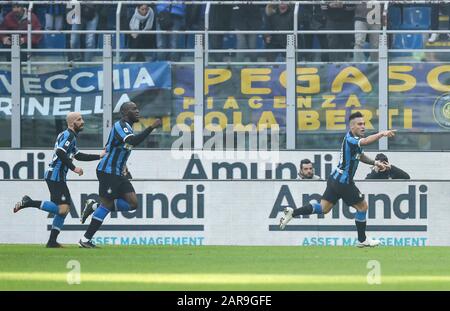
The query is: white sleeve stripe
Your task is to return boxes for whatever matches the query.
[57,147,67,153]
[123,134,134,142]
[358,139,361,147]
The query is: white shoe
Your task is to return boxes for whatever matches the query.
[357,238,381,248]
[428,33,439,43]
[279,207,294,230]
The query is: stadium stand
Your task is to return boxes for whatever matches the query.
[0,2,447,63]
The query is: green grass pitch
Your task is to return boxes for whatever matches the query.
[0,245,449,290]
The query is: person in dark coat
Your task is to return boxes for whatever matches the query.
[365,153,410,179]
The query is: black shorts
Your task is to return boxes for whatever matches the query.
[97,171,135,200]
[322,177,365,206]
[45,180,71,205]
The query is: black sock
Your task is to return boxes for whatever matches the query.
[84,218,103,240]
[356,221,367,242]
[292,204,313,217]
[27,200,42,208]
[48,229,60,243]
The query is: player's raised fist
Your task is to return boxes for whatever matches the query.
[152,119,162,129]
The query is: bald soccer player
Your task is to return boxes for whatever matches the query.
[14,112,106,248]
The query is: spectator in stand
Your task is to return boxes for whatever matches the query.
[184,3,204,59]
[123,4,155,62]
[0,4,42,61]
[354,2,382,62]
[231,3,263,62]
[427,4,450,43]
[209,3,232,62]
[264,3,293,62]
[70,3,98,62]
[45,4,65,31]
[155,0,186,61]
[97,2,117,30]
[300,3,329,62]
[321,1,355,62]
[365,153,410,179]
[185,3,204,32]
[298,159,322,180]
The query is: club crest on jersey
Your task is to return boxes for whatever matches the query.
[65,141,70,147]
[124,127,129,133]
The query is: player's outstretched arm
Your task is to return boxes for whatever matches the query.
[74,149,106,162]
[124,119,162,147]
[55,148,83,175]
[359,129,397,146]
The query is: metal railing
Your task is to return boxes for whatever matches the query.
[1,0,448,67]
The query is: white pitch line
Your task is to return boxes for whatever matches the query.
[1,273,450,284]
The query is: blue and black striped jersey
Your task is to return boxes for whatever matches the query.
[97,120,134,176]
[44,129,78,182]
[331,131,363,184]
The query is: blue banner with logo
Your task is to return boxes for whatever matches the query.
[172,64,450,132]
[1,62,450,132]
[0,62,172,118]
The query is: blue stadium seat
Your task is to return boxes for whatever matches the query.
[388,6,402,29]
[402,6,431,29]
[256,34,265,49]
[391,33,424,58]
[222,34,236,49]
[39,34,66,49]
[392,33,424,49]
[34,34,66,60]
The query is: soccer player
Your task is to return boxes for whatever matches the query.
[13,112,105,248]
[78,101,161,248]
[279,112,396,247]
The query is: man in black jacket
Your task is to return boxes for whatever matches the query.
[365,153,410,179]
[264,3,293,62]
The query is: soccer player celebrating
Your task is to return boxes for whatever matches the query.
[279,112,396,247]
[78,102,161,248]
[13,112,105,248]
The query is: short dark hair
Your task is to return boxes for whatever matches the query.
[349,111,363,122]
[300,158,312,169]
[120,101,134,116]
[375,153,389,162]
